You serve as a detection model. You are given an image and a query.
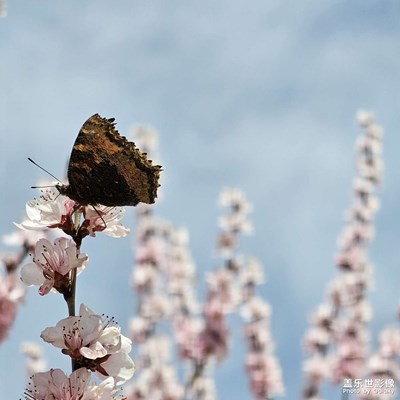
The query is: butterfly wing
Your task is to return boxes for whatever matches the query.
[66,114,161,206]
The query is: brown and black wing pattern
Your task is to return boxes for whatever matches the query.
[66,113,161,206]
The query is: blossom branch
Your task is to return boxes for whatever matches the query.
[0,228,41,344]
[301,111,384,399]
[218,189,284,399]
[16,187,134,398]
[126,126,184,399]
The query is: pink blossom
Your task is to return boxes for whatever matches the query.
[131,125,159,153]
[140,294,172,320]
[366,123,384,140]
[129,316,151,343]
[190,376,216,400]
[378,327,400,358]
[215,231,238,258]
[219,187,252,213]
[16,190,76,232]
[23,368,120,400]
[218,188,253,234]
[134,236,165,265]
[3,228,48,250]
[40,304,135,384]
[126,363,184,400]
[218,212,253,235]
[173,315,204,361]
[21,237,88,296]
[206,269,240,312]
[164,227,197,312]
[309,124,381,398]
[131,335,180,399]
[0,273,24,342]
[131,263,157,292]
[240,258,265,286]
[126,380,149,400]
[368,354,400,378]
[142,335,171,362]
[331,324,369,383]
[356,109,374,127]
[302,354,331,382]
[245,353,285,399]
[303,327,331,353]
[356,134,382,157]
[309,303,334,327]
[20,341,47,376]
[241,295,284,398]
[201,296,230,362]
[17,191,129,239]
[216,188,253,259]
[241,297,271,322]
[82,205,130,238]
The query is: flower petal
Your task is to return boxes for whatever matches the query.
[99,351,136,385]
[21,263,46,286]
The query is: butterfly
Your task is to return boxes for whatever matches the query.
[55,113,161,206]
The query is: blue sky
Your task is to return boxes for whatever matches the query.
[1,1,400,398]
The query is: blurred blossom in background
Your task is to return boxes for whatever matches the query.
[1,1,400,399]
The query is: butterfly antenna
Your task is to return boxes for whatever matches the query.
[28,158,62,183]
[92,205,107,230]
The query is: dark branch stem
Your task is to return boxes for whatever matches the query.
[66,208,83,371]
[67,267,77,317]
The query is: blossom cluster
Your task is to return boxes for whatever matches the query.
[21,341,47,378]
[123,127,284,399]
[127,182,284,399]
[17,189,129,239]
[9,186,135,398]
[302,111,384,399]
[0,229,36,343]
[0,270,24,342]
[24,368,121,400]
[127,204,184,399]
[125,127,185,399]
[168,189,253,399]
[241,259,284,399]
[219,189,284,399]
[6,112,389,399]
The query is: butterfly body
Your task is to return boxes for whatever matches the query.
[57,114,161,206]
